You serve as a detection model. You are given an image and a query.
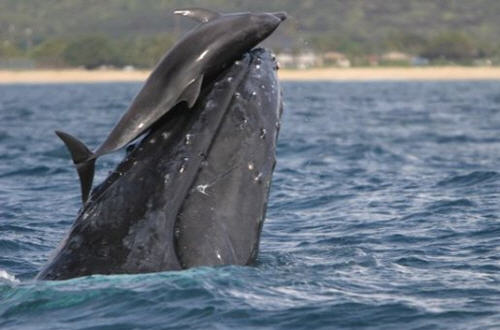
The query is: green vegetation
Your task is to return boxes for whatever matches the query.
[1,0,499,68]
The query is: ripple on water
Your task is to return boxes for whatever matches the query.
[436,171,499,188]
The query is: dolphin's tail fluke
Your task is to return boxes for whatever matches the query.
[55,130,96,204]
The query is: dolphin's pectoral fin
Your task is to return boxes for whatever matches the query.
[55,130,96,204]
[173,8,220,23]
[179,75,204,108]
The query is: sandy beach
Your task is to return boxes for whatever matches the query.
[1,67,500,84]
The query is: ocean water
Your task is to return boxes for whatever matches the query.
[0,81,499,329]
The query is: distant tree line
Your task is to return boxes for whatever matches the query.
[1,30,499,68]
[2,0,500,68]
[1,35,175,69]
[307,30,500,66]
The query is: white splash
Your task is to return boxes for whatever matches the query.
[0,269,19,284]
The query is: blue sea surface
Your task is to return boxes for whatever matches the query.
[1,81,499,329]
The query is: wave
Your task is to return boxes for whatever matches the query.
[425,198,476,213]
[436,171,499,188]
[0,165,64,178]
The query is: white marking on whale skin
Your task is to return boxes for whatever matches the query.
[239,118,248,129]
[138,122,145,129]
[248,162,255,171]
[196,184,209,195]
[254,172,263,182]
[179,157,189,174]
[197,50,209,61]
[216,251,222,261]
[206,100,215,108]
[161,132,169,140]
[185,134,193,145]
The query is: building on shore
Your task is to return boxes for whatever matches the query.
[323,52,351,68]
[276,53,294,69]
[295,51,322,69]
[276,51,323,69]
[380,51,412,66]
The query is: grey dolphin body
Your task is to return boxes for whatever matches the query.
[37,48,283,280]
[56,8,286,203]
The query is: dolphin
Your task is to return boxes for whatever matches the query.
[55,8,286,203]
[37,48,283,280]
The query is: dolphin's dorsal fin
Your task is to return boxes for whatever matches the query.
[179,75,204,108]
[173,8,221,23]
[55,130,96,204]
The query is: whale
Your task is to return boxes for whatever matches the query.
[37,48,283,280]
[55,8,286,203]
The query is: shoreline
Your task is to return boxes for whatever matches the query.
[1,67,500,84]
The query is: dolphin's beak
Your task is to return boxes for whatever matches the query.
[272,12,287,21]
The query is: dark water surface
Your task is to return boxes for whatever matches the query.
[0,81,499,329]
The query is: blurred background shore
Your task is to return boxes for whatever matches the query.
[1,1,500,81]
